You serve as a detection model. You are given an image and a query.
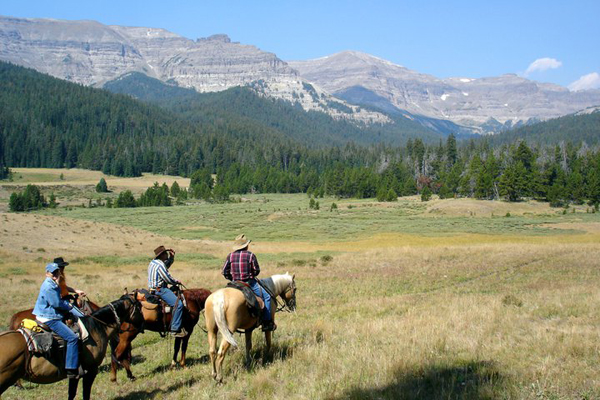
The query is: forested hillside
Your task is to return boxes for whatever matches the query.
[488,110,600,145]
[104,72,441,146]
[2,61,600,207]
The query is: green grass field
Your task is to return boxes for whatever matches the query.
[2,172,600,399]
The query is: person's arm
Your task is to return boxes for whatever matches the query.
[222,255,232,281]
[251,253,260,277]
[164,250,175,269]
[46,284,75,312]
[65,285,86,297]
[158,263,179,285]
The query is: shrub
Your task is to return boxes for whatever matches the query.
[96,178,108,193]
[115,190,136,208]
[9,185,47,212]
[421,187,432,202]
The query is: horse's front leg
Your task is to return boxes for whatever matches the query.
[264,330,272,363]
[245,330,253,369]
[82,370,97,400]
[171,337,181,369]
[180,330,192,368]
[67,377,79,400]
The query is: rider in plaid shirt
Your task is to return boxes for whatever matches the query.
[222,234,276,331]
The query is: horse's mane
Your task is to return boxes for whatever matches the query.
[184,288,211,305]
[263,273,294,295]
[90,296,129,324]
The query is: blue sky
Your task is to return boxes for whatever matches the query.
[2,0,599,89]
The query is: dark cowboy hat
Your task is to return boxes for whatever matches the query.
[53,257,69,267]
[232,234,251,251]
[154,245,169,258]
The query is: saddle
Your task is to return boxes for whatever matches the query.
[227,281,264,318]
[139,287,187,336]
[18,318,87,359]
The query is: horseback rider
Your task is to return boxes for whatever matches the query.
[222,234,276,332]
[54,257,86,300]
[147,245,187,338]
[32,262,86,378]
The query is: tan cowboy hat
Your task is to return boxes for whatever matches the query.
[232,234,251,251]
[154,245,168,258]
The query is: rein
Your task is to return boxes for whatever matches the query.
[258,279,294,313]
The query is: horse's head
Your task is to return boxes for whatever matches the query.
[280,273,297,312]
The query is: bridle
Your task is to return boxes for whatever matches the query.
[276,280,296,313]
[88,295,143,332]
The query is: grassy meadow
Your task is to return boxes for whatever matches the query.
[1,169,600,399]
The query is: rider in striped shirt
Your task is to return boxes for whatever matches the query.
[147,245,186,337]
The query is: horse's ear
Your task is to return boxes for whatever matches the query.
[123,287,128,295]
[292,274,295,280]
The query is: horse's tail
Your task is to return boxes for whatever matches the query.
[212,290,237,348]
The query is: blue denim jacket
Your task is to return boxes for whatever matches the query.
[32,277,74,320]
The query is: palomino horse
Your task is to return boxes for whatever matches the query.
[205,273,296,383]
[0,294,144,400]
[109,288,211,382]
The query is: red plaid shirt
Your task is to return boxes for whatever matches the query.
[222,250,260,281]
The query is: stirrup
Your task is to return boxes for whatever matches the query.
[66,365,87,379]
[261,322,277,332]
[170,327,188,338]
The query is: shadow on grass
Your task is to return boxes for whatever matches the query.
[98,355,146,374]
[244,339,296,371]
[333,360,504,400]
[111,376,200,400]
[147,354,209,375]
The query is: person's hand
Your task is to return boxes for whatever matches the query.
[75,289,86,297]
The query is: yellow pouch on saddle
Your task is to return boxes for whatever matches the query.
[21,318,44,333]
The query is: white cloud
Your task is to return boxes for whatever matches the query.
[524,58,562,76]
[568,72,600,91]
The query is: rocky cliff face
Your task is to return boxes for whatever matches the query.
[289,51,600,133]
[0,16,389,125]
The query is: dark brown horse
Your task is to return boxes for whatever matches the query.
[0,294,144,400]
[109,288,211,382]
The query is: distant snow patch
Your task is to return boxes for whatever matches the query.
[460,78,473,83]
[441,94,449,101]
[462,92,469,96]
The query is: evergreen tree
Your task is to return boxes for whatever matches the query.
[96,178,109,193]
[115,190,137,208]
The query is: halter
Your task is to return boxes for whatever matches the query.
[108,303,121,327]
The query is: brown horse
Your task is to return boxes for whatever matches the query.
[0,294,144,400]
[109,288,211,382]
[205,273,296,383]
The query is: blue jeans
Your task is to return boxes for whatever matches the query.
[45,319,79,370]
[248,279,272,322]
[156,287,183,331]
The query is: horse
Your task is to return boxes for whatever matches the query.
[109,288,211,382]
[8,296,100,389]
[0,293,144,400]
[205,273,296,383]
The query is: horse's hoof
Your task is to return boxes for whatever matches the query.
[128,376,136,382]
[109,377,117,383]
